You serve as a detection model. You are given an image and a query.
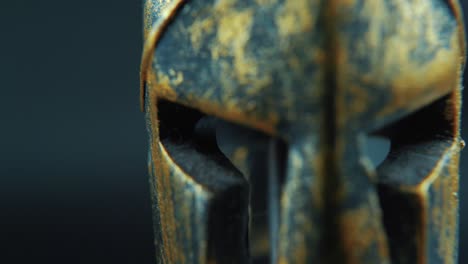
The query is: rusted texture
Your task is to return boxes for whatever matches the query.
[142,0,465,263]
[335,0,464,131]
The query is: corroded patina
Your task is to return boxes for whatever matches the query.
[141,0,465,263]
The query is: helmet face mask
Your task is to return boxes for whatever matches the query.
[141,0,466,263]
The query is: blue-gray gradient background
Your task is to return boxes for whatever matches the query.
[1,1,468,263]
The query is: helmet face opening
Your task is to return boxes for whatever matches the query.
[142,0,465,263]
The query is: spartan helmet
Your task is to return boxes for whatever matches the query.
[141,0,466,263]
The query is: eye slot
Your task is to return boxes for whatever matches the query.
[374,94,455,185]
[157,100,204,142]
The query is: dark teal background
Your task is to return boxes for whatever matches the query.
[0,1,467,263]
[0,1,152,263]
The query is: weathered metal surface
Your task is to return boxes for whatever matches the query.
[141,0,465,263]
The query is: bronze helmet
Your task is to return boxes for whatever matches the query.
[140,0,466,263]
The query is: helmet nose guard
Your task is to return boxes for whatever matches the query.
[141,0,466,263]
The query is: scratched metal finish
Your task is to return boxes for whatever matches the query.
[141,0,465,263]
